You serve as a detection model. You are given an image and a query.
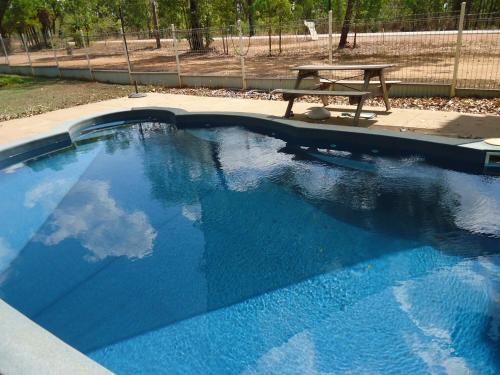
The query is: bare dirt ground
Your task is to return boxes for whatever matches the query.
[0,76,498,123]
[4,31,499,89]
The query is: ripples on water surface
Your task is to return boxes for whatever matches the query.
[0,123,499,374]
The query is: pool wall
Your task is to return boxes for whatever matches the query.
[0,107,498,174]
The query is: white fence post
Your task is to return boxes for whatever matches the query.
[0,33,10,65]
[120,30,133,84]
[450,1,466,97]
[47,30,61,77]
[80,30,93,80]
[328,10,333,64]
[238,19,247,90]
[171,24,182,87]
[21,34,34,75]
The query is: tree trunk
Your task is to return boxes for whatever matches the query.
[30,27,41,49]
[247,0,255,36]
[353,23,357,48]
[338,0,355,49]
[150,0,161,48]
[221,27,227,54]
[473,0,485,28]
[486,0,497,24]
[203,15,211,48]
[0,0,12,34]
[278,24,282,54]
[188,0,203,51]
[268,25,271,56]
[41,26,48,47]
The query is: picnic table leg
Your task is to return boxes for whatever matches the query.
[351,71,372,126]
[361,70,372,91]
[284,70,310,117]
[353,96,364,126]
[313,74,329,106]
[284,96,296,118]
[379,70,391,111]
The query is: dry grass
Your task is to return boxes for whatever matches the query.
[0,76,131,121]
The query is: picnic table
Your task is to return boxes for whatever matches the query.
[272,64,397,125]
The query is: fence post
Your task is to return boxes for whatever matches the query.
[47,30,61,77]
[120,30,133,84]
[328,10,333,64]
[238,19,247,90]
[79,30,94,80]
[171,24,182,87]
[21,33,35,75]
[0,33,9,65]
[450,1,466,97]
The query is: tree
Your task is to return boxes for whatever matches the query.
[150,0,160,48]
[2,0,497,47]
[156,0,184,29]
[247,0,255,36]
[0,0,11,33]
[338,0,355,49]
[188,0,203,50]
[3,0,41,47]
[0,0,12,34]
[254,0,292,55]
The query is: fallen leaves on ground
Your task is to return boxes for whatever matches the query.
[147,86,500,115]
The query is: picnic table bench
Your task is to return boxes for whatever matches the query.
[272,89,371,124]
[318,79,401,107]
[272,64,398,126]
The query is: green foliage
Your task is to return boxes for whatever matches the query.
[2,0,38,32]
[255,0,293,25]
[0,73,37,87]
[0,0,497,38]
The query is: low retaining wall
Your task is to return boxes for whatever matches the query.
[1,63,498,98]
[33,65,60,78]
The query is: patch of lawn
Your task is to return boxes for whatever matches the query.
[0,74,39,87]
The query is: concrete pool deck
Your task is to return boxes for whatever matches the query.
[0,93,499,146]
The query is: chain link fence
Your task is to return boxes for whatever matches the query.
[0,12,498,92]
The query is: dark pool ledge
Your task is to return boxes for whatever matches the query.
[0,106,499,174]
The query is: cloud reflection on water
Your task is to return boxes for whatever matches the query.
[34,180,157,261]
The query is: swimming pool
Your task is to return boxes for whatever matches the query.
[0,120,499,374]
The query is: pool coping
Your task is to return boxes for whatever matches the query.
[0,106,499,174]
[0,300,112,374]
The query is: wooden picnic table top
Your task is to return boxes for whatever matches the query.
[272,89,370,96]
[292,64,395,71]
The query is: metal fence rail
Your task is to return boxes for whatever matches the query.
[0,9,498,94]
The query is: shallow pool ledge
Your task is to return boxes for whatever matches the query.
[0,300,112,374]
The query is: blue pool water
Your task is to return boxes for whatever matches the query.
[0,123,499,374]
